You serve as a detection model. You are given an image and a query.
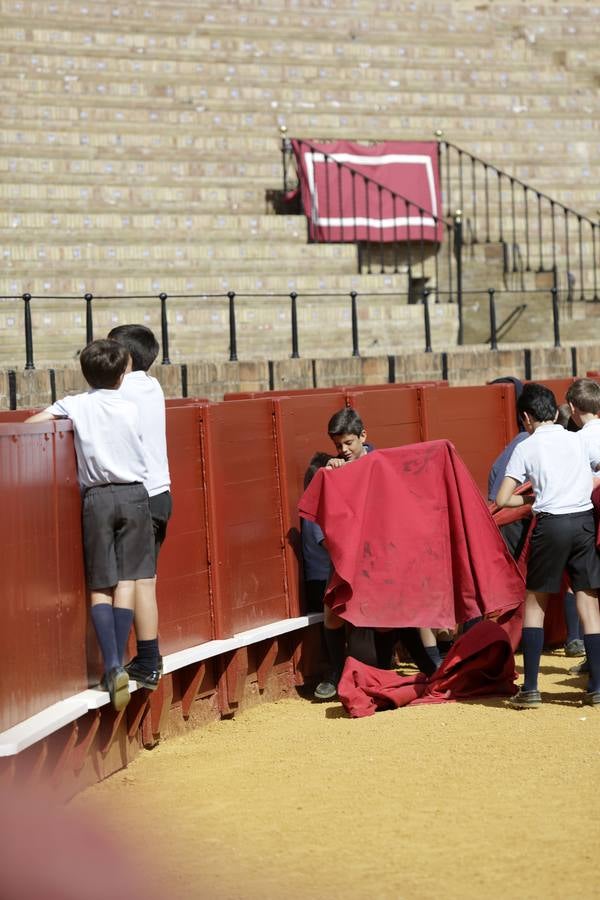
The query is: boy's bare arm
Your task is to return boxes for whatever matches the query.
[495,475,533,508]
[24,411,60,423]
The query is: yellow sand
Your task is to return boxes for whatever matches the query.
[76,654,600,900]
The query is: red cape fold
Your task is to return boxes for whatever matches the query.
[338,620,518,718]
[298,441,525,634]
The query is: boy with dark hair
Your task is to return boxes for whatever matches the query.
[496,382,600,708]
[26,339,156,711]
[326,407,372,468]
[107,324,171,691]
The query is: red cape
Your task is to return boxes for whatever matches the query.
[338,620,517,717]
[299,441,525,634]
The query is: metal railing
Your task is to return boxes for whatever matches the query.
[281,129,600,303]
[1,286,568,380]
[437,134,600,301]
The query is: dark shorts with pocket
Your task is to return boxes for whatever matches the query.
[149,490,172,562]
[82,482,156,590]
[526,509,600,594]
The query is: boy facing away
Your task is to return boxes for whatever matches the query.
[26,340,156,711]
[108,324,172,691]
[495,382,600,708]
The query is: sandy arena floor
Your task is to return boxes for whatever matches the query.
[76,653,600,900]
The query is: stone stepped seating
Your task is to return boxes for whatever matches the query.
[0,0,598,363]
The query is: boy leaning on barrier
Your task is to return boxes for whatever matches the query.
[25,339,156,712]
[108,324,172,692]
[495,382,600,709]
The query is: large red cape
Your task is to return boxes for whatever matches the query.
[338,619,517,718]
[298,441,525,639]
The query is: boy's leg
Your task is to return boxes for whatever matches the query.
[314,606,346,701]
[419,627,442,670]
[112,579,135,665]
[90,590,130,711]
[575,589,600,701]
[510,590,548,708]
[90,591,120,672]
[564,590,584,654]
[126,579,162,691]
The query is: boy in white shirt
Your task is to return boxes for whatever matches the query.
[496,383,600,708]
[26,340,156,711]
[108,324,172,691]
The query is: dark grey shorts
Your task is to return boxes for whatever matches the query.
[526,509,600,594]
[149,490,172,562]
[82,482,156,590]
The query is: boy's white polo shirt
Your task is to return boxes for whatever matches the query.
[505,423,593,514]
[47,390,147,489]
[118,370,171,497]
[578,418,600,471]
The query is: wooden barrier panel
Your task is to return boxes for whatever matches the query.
[0,422,87,732]
[157,404,213,651]
[420,384,515,496]
[203,399,288,636]
[274,393,349,616]
[345,387,423,449]
[532,378,575,404]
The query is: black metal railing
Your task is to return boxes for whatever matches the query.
[281,130,600,304]
[437,134,600,301]
[0,286,573,374]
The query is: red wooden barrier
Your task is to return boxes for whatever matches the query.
[345,387,423,449]
[0,421,87,732]
[420,384,515,495]
[157,403,213,651]
[203,399,288,636]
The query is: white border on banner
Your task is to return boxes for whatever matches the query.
[303,152,438,228]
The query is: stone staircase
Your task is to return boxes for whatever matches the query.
[0,0,599,365]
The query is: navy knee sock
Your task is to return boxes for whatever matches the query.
[347,627,378,667]
[521,627,544,692]
[583,633,600,693]
[137,637,160,670]
[90,604,120,673]
[424,644,442,670]
[397,628,436,677]
[374,629,399,669]
[323,626,346,682]
[563,592,582,644]
[113,608,134,666]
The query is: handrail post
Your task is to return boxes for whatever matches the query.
[159,292,171,364]
[23,293,35,370]
[290,291,299,358]
[280,124,290,195]
[84,292,93,343]
[551,286,561,348]
[350,290,360,357]
[423,287,432,353]
[488,288,498,350]
[454,210,464,345]
[227,291,238,361]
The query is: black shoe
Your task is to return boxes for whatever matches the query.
[125,659,161,691]
[105,666,131,711]
[125,654,163,676]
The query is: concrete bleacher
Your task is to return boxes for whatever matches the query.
[0,0,599,364]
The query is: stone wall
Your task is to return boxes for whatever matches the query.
[3,342,599,409]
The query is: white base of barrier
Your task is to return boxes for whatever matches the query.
[0,613,324,758]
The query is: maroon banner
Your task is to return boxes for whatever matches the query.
[292,139,444,243]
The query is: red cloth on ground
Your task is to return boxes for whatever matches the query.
[299,441,525,637]
[338,620,517,717]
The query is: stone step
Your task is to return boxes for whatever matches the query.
[0,269,412,296]
[0,49,580,87]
